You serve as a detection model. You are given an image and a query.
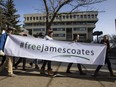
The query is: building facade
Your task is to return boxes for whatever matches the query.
[24,11,98,41]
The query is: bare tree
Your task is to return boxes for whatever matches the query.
[41,0,106,34]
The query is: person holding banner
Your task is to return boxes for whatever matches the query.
[0,27,16,77]
[14,34,28,70]
[66,34,86,75]
[0,29,6,67]
[40,29,54,76]
[92,35,115,77]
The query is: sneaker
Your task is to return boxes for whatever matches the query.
[8,74,16,77]
[91,73,98,77]
[110,74,116,77]
[0,50,5,56]
[66,70,72,74]
[47,70,54,76]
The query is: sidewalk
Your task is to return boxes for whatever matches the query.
[0,60,116,87]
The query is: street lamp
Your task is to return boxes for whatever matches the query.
[93,31,103,43]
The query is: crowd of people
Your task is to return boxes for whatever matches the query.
[0,27,115,77]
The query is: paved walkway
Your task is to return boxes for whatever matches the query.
[0,59,116,87]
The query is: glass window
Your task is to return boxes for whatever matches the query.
[88,15,90,18]
[80,15,83,18]
[70,15,72,19]
[27,17,29,21]
[66,15,69,19]
[53,28,65,31]
[91,15,94,18]
[33,17,35,20]
[59,16,61,19]
[26,23,32,26]
[66,22,72,25]
[77,15,79,18]
[80,27,86,31]
[63,15,65,19]
[79,34,86,41]
[73,15,76,18]
[36,17,38,20]
[53,28,57,31]
[58,34,65,37]
[30,17,32,20]
[40,17,42,20]
[54,34,65,37]
[56,16,58,19]
[49,16,51,19]
[33,28,41,31]
[95,14,97,18]
[73,27,86,31]
[84,15,87,18]
[41,28,45,31]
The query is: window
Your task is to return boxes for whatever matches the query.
[33,17,35,20]
[84,15,87,18]
[59,16,61,19]
[66,15,69,19]
[80,27,86,31]
[36,17,38,20]
[79,34,86,41]
[33,28,41,31]
[53,28,65,31]
[56,16,58,19]
[77,15,79,18]
[63,15,65,19]
[41,28,45,31]
[27,17,29,21]
[33,28,45,31]
[95,14,97,18]
[49,16,51,19]
[43,16,46,20]
[88,15,90,18]
[70,15,72,19]
[73,15,76,18]
[80,15,83,18]
[53,28,57,31]
[54,34,65,37]
[25,23,32,26]
[66,22,72,25]
[91,14,94,18]
[40,17,42,20]
[30,17,32,20]
[73,27,86,31]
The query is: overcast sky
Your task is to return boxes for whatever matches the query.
[14,0,116,35]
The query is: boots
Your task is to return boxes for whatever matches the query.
[110,72,116,77]
[47,69,54,76]
[40,68,45,74]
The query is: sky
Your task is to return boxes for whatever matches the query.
[13,0,116,35]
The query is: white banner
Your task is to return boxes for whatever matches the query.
[4,35,106,65]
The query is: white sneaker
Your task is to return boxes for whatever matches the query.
[0,50,5,56]
[8,74,17,77]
